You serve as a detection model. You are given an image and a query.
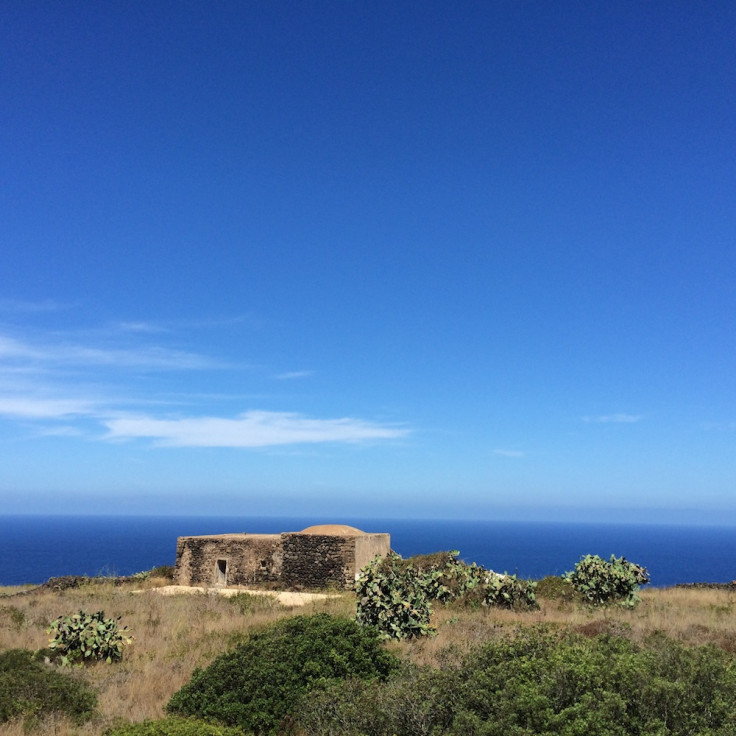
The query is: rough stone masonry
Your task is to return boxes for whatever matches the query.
[175,524,390,590]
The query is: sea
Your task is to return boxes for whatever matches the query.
[1,515,734,588]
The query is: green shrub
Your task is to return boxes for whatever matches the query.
[535,574,578,601]
[0,649,97,725]
[47,610,133,665]
[105,716,245,735]
[450,627,736,736]
[167,614,398,735]
[295,663,462,736]
[355,552,537,639]
[354,553,438,639]
[482,572,538,610]
[428,552,488,602]
[295,628,736,736]
[564,554,650,607]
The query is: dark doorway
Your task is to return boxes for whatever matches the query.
[216,559,227,585]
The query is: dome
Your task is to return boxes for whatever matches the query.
[299,524,365,536]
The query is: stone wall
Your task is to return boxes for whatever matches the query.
[175,534,282,587]
[175,527,391,590]
[281,533,355,589]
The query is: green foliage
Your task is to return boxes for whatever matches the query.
[295,628,736,736]
[355,552,537,640]
[535,574,579,601]
[482,572,538,610]
[167,614,398,735]
[105,716,245,735]
[0,648,97,725]
[355,553,438,640]
[131,565,174,581]
[47,610,133,665]
[564,554,650,607]
[295,661,463,736]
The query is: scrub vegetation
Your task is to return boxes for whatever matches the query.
[0,559,735,735]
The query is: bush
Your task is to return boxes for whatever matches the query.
[105,716,245,735]
[0,649,97,725]
[564,554,650,607]
[48,610,133,665]
[535,575,578,601]
[167,614,398,735]
[354,553,438,640]
[482,572,538,610]
[295,628,736,736]
[295,662,462,736]
[355,552,537,640]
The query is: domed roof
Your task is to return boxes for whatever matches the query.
[299,524,366,536]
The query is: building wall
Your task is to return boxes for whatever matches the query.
[281,533,356,589]
[354,533,391,572]
[175,530,391,589]
[175,534,282,587]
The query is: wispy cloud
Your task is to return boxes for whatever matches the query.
[0,396,98,419]
[104,410,409,448]
[0,322,411,449]
[582,413,642,424]
[0,298,69,314]
[117,321,168,334]
[273,370,313,380]
[34,425,85,437]
[492,448,524,458]
[0,333,220,370]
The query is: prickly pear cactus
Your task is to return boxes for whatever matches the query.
[564,554,650,607]
[47,610,133,665]
[354,553,435,640]
[482,571,538,609]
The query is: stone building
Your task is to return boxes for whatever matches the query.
[174,524,390,590]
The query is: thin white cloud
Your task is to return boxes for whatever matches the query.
[117,321,168,334]
[0,298,68,314]
[0,332,220,370]
[492,449,524,458]
[104,410,409,448]
[0,323,411,449]
[0,335,45,360]
[0,396,97,419]
[34,425,85,437]
[582,413,642,424]
[273,370,313,380]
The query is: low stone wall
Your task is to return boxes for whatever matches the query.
[674,582,736,591]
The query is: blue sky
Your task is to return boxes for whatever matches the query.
[1,2,735,522]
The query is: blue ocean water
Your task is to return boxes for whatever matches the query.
[0,515,734,588]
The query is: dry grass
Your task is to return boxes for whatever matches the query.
[391,586,736,666]
[0,578,353,735]
[1,580,735,735]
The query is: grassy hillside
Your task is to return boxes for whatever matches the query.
[0,574,735,735]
